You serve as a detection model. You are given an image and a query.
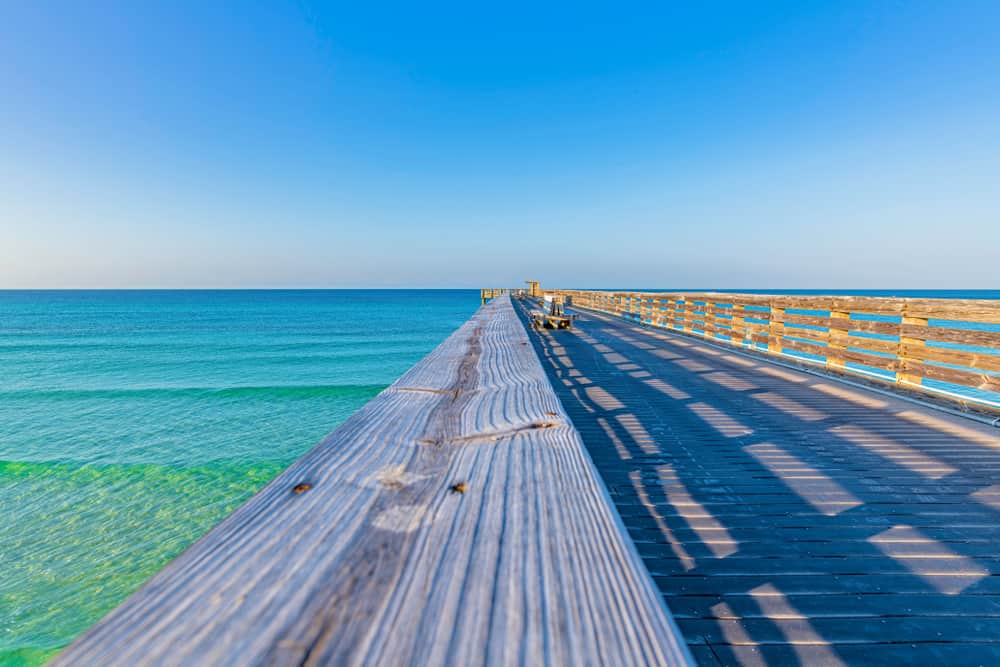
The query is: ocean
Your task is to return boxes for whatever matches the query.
[0,290,478,665]
[1,288,997,664]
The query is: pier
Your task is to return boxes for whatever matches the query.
[515,293,1000,665]
[53,294,691,666]
[55,290,1000,665]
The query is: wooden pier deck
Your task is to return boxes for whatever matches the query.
[54,294,692,667]
[515,299,1000,666]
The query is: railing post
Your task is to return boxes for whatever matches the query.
[827,310,850,369]
[897,301,927,387]
[705,301,717,339]
[731,304,746,345]
[769,302,785,355]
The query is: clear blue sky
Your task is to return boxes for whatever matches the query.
[2,1,998,288]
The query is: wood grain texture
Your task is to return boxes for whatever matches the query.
[53,294,692,667]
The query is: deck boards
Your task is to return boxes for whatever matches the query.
[518,302,1000,666]
[53,294,691,667]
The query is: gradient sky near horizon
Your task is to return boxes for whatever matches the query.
[2,1,998,288]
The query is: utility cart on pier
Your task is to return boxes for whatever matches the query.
[531,294,575,329]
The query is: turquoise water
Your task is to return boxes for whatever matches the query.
[0,290,477,665]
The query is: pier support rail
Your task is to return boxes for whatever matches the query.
[53,294,692,666]
[552,290,1000,413]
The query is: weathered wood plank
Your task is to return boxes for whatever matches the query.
[53,294,691,667]
[837,347,899,371]
[845,335,899,355]
[900,323,1000,348]
[901,342,1000,373]
[904,299,1000,323]
[829,318,899,335]
[905,361,1000,392]
[780,312,831,328]
[779,329,830,349]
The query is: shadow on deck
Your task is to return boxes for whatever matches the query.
[516,302,1000,666]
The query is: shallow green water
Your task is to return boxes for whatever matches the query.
[0,290,477,664]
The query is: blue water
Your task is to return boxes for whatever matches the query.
[0,290,478,665]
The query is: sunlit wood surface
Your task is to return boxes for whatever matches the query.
[54,294,691,667]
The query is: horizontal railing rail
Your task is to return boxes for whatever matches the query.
[553,290,1000,411]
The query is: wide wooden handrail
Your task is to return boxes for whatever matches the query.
[553,290,1000,411]
[53,294,692,666]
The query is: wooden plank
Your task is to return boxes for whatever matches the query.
[900,343,1000,373]
[771,295,904,315]
[779,339,898,371]
[844,335,900,355]
[778,337,828,357]
[780,312,831,328]
[903,298,1000,324]
[720,330,769,346]
[904,360,1000,392]
[740,318,772,333]
[836,347,899,372]
[829,318,899,336]
[704,306,735,318]
[780,329,830,349]
[901,323,1000,348]
[53,295,691,667]
[740,310,772,323]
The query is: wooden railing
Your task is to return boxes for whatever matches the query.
[54,294,692,666]
[555,290,1000,411]
[480,287,506,303]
